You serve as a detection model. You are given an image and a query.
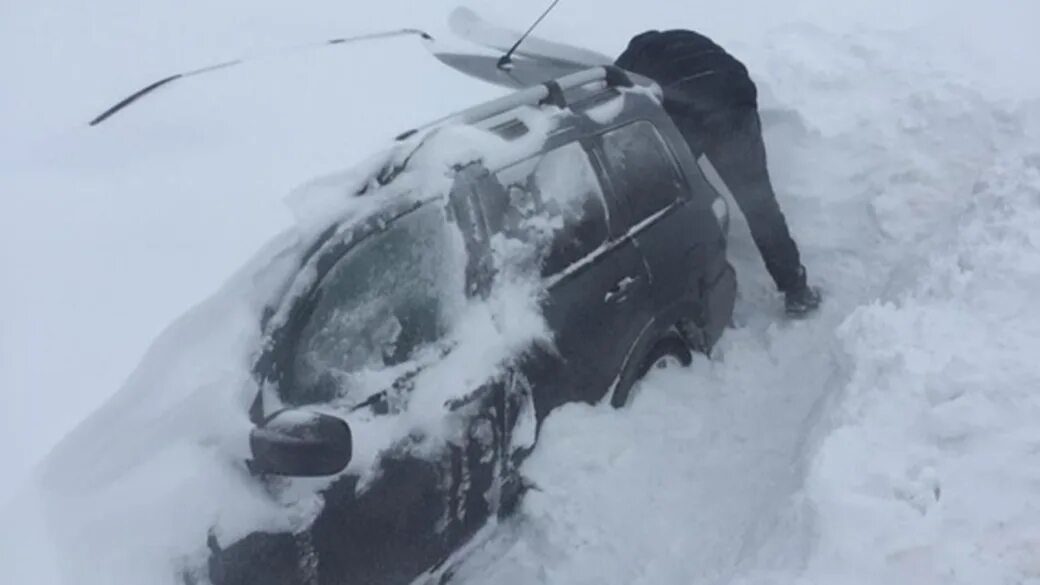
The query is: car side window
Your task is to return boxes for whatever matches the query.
[600,121,685,225]
[284,204,462,406]
[494,142,609,277]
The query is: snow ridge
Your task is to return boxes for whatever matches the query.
[453,25,1040,585]
[800,136,1040,585]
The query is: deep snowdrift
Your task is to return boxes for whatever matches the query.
[450,24,1040,585]
[791,149,1040,585]
[4,1,1040,584]
[8,117,565,584]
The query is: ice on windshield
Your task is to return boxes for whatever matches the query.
[287,203,464,406]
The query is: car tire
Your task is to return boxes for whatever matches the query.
[613,329,693,408]
[638,331,693,379]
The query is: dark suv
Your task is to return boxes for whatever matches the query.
[204,66,736,585]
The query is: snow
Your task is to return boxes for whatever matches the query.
[793,143,1040,585]
[534,140,604,214]
[4,1,1040,585]
[5,101,558,582]
[583,92,627,125]
[18,232,305,584]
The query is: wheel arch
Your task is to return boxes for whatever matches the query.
[607,294,704,408]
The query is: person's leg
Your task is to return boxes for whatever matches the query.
[700,106,807,293]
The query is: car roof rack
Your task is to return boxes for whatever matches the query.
[395,65,635,141]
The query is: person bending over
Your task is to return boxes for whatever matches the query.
[617,29,821,316]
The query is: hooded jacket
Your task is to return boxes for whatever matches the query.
[615,30,758,116]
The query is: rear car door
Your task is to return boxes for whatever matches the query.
[488,139,651,412]
[597,120,709,312]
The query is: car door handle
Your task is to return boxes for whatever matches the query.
[605,276,640,304]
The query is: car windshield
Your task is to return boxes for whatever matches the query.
[285,203,463,406]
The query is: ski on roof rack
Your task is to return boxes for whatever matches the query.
[393,65,634,141]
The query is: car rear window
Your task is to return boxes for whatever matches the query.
[600,121,685,226]
[494,142,609,277]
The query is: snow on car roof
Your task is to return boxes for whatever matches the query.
[284,101,558,239]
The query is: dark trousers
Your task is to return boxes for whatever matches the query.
[694,106,805,293]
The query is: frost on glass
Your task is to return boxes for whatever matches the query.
[494,142,608,276]
[288,203,462,406]
[601,121,684,223]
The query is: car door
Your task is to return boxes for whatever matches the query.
[597,120,710,312]
[488,139,651,412]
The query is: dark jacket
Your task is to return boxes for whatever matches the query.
[615,30,758,116]
[616,30,807,294]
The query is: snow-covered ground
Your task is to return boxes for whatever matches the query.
[453,23,1040,585]
[3,1,1040,584]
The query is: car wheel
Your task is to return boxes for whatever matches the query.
[637,332,693,380]
[613,330,693,408]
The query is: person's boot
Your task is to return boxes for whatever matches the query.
[781,265,821,317]
[785,284,821,317]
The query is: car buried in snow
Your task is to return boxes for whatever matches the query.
[202,65,736,585]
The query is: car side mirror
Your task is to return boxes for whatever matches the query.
[248,410,353,477]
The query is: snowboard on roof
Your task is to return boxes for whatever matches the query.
[88,6,615,126]
[426,6,614,90]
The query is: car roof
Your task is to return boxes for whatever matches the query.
[299,66,665,271]
[395,66,661,143]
